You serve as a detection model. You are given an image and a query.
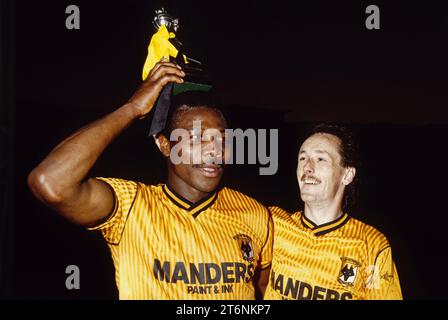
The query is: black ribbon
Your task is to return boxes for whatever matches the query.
[148,82,173,136]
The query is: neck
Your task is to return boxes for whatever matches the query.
[304,199,343,226]
[166,172,212,204]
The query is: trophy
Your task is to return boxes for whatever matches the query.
[143,8,212,136]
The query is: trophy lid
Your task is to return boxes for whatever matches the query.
[153,8,179,33]
[147,8,212,137]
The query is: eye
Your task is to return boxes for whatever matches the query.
[318,157,326,162]
[299,156,306,161]
[210,136,223,142]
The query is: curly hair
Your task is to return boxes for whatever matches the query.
[162,90,226,137]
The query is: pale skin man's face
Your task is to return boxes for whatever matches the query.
[296,133,355,206]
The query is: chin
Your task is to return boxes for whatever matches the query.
[192,176,222,193]
[300,192,318,203]
[195,181,220,193]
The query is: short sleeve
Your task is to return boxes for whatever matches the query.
[259,211,274,269]
[365,246,403,300]
[86,177,138,245]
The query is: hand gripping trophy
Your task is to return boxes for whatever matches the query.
[142,8,212,136]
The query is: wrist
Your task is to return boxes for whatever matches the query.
[122,101,146,120]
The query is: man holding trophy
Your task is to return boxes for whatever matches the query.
[27,9,272,299]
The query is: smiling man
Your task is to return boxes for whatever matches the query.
[27,59,272,299]
[264,124,402,300]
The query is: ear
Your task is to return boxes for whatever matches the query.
[342,167,356,186]
[154,134,171,157]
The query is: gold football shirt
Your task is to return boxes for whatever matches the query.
[264,207,402,300]
[88,177,273,300]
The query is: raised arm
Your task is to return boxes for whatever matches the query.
[27,60,184,227]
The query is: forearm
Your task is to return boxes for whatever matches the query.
[28,59,184,225]
[29,102,139,202]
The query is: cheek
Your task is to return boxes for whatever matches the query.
[324,168,344,189]
[170,140,190,159]
[317,166,335,184]
[297,163,304,175]
[190,143,203,161]
[178,141,201,164]
[173,163,193,179]
[223,148,231,163]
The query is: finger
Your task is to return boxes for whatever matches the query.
[159,57,182,69]
[148,60,182,78]
[157,74,185,87]
[151,65,185,82]
[148,63,183,81]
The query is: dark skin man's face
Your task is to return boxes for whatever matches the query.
[157,107,227,202]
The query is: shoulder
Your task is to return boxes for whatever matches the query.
[219,187,268,212]
[219,188,272,243]
[95,177,161,198]
[268,206,301,223]
[347,216,390,252]
[267,206,292,220]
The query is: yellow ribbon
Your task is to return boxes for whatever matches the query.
[142,24,188,81]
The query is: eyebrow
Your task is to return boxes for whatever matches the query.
[188,127,225,131]
[299,149,330,156]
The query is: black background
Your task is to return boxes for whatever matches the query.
[3,0,448,299]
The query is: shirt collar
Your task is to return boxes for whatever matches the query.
[299,212,350,236]
[162,184,218,218]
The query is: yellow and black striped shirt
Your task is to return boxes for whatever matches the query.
[88,177,273,300]
[264,207,402,300]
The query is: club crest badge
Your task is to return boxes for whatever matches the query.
[338,257,361,286]
[233,234,254,262]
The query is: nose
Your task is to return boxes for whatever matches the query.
[303,159,314,175]
[202,139,223,161]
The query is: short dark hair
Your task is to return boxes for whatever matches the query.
[163,90,227,136]
[308,123,360,211]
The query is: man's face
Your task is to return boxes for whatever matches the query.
[163,107,226,193]
[297,133,351,205]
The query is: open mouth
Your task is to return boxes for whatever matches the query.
[301,175,321,185]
